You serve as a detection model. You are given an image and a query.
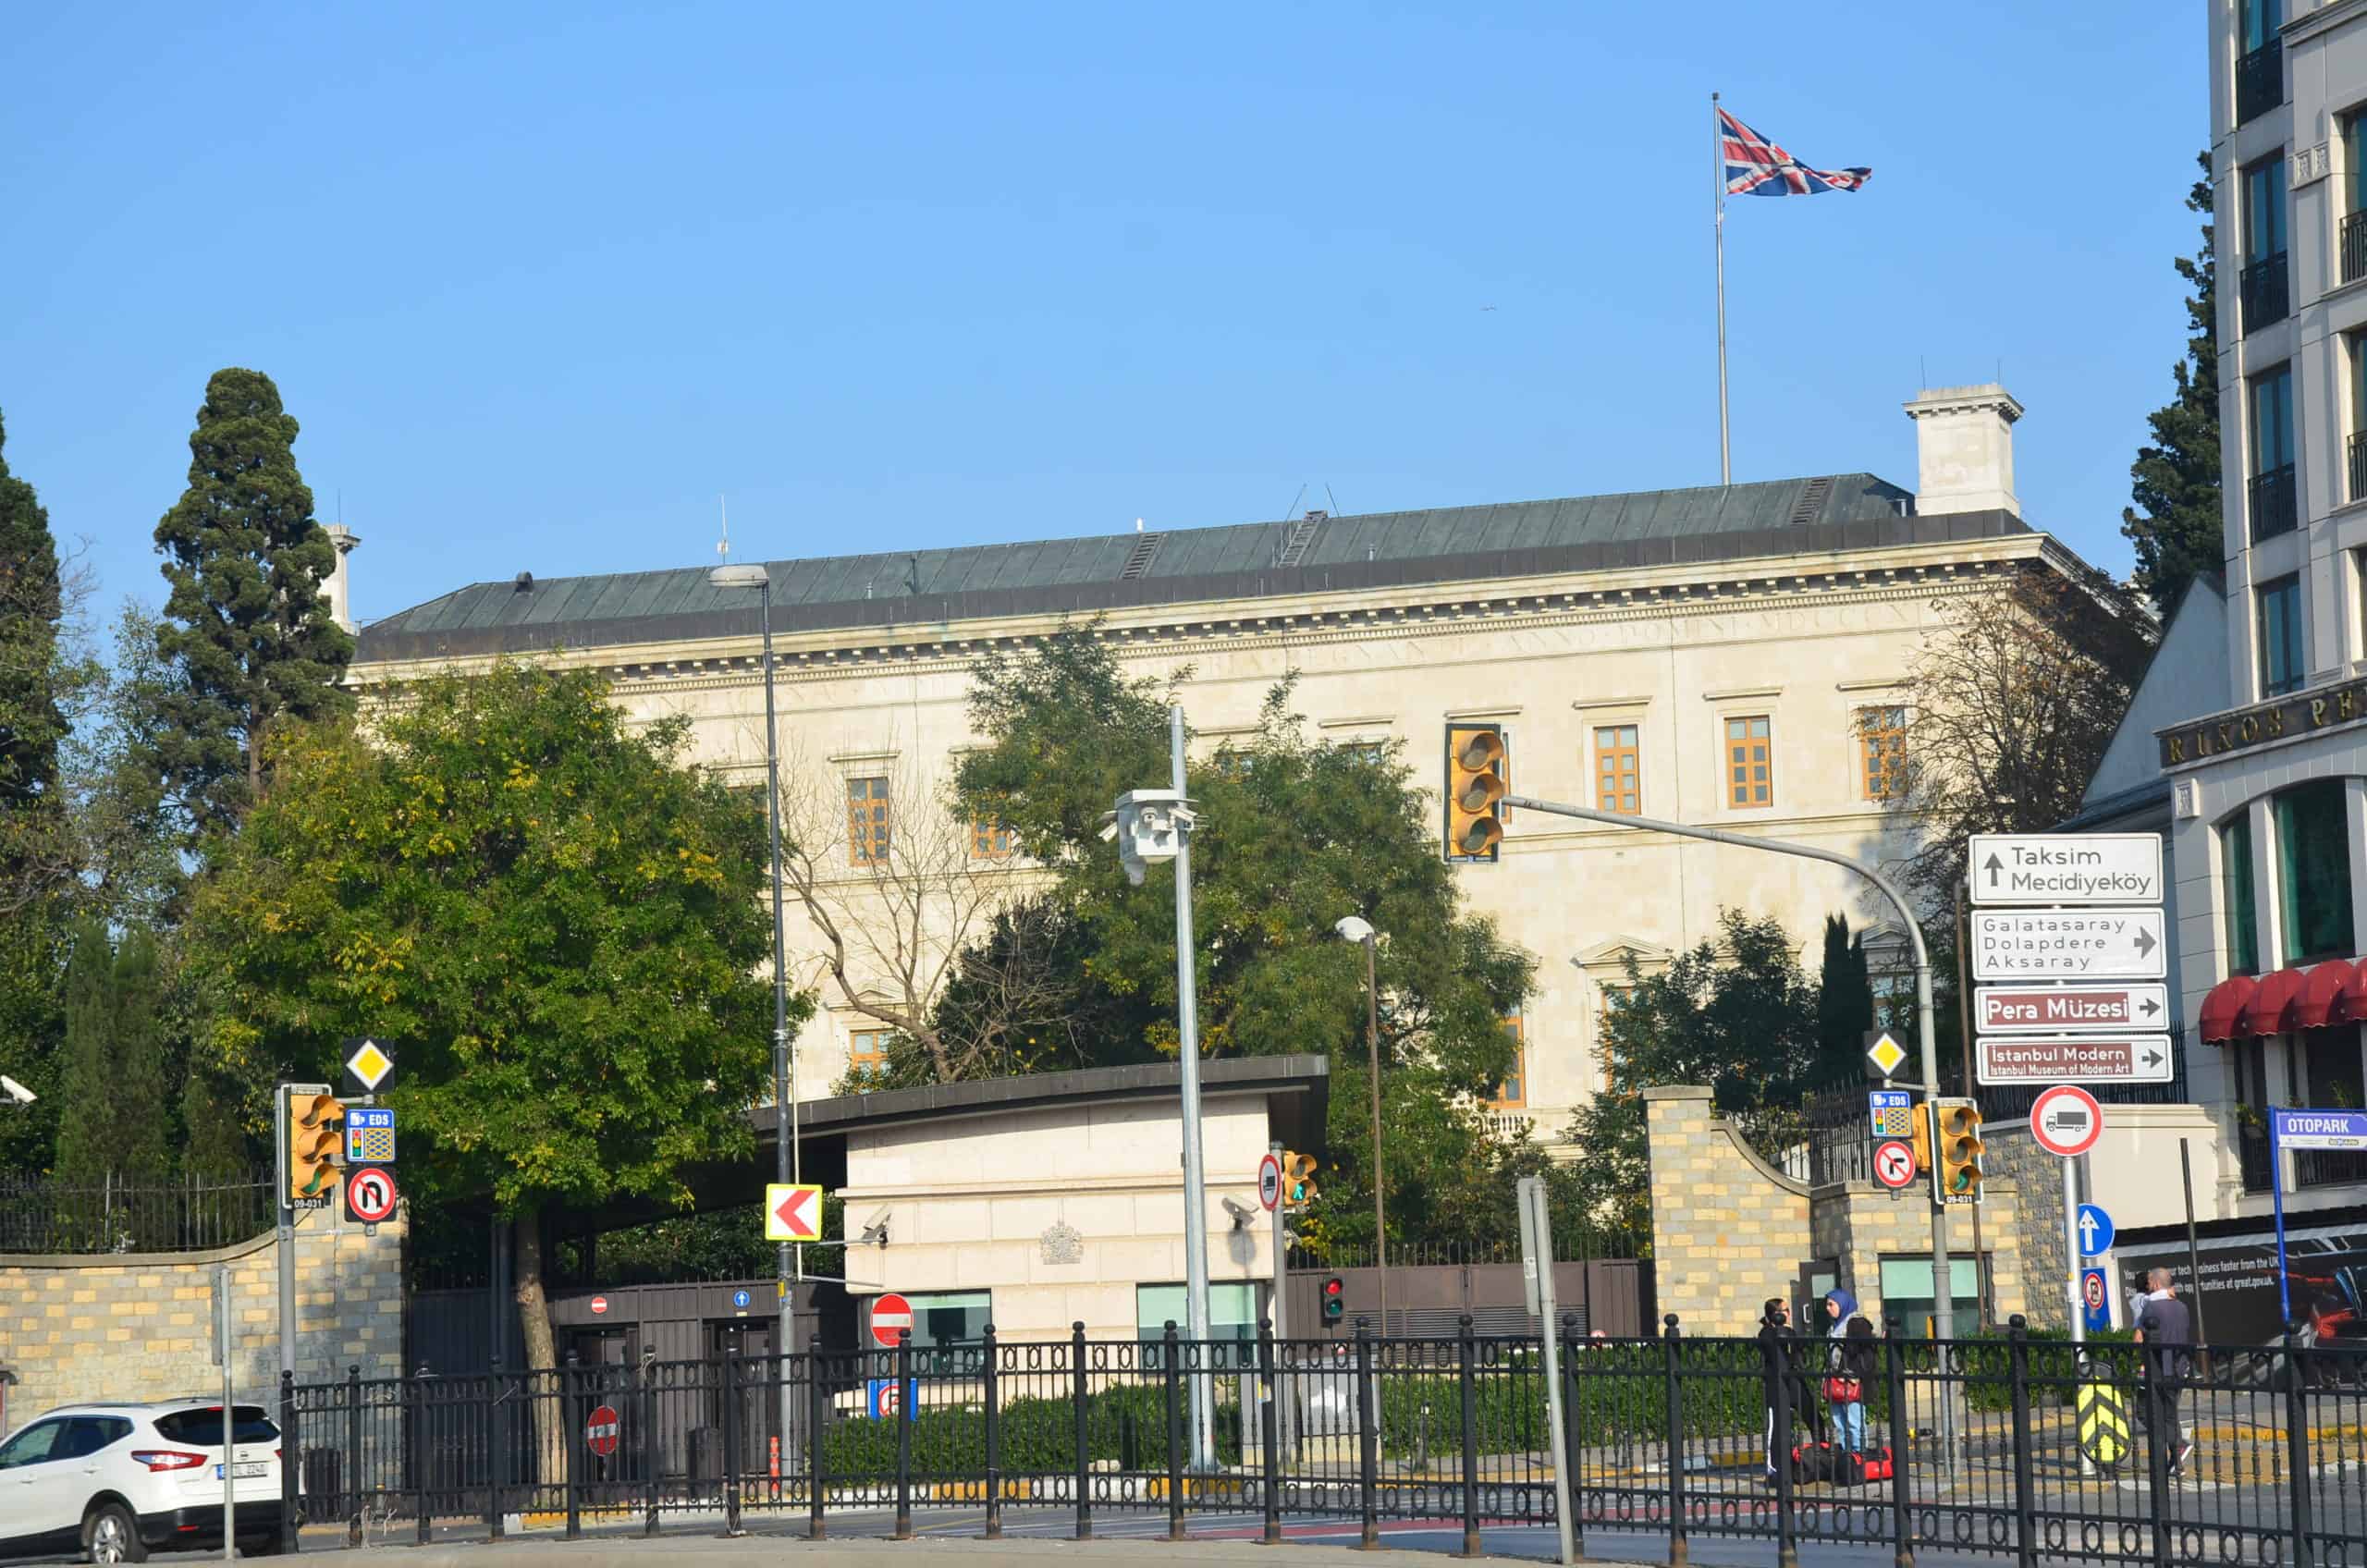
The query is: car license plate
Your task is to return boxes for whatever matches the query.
[214,1461,268,1479]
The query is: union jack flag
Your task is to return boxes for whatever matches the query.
[1720,107,1870,198]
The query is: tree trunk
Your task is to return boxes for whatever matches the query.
[512,1210,566,1498]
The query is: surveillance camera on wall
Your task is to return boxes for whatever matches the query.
[0,1075,33,1106]
[1220,1195,1254,1229]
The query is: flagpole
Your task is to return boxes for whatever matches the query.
[1713,91,1730,485]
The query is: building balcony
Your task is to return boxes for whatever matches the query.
[2346,211,2367,288]
[2241,251,2290,333]
[2237,40,2283,126]
[2250,463,2299,542]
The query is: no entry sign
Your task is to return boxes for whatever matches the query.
[870,1293,914,1348]
[585,1404,619,1457]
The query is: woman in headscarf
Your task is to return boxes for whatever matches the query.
[1821,1288,1871,1453]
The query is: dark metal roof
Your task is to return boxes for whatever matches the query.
[354,474,2021,665]
[754,1053,1331,1152]
[2054,778,2173,834]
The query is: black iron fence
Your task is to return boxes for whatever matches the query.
[270,1315,2367,1562]
[0,1166,276,1254]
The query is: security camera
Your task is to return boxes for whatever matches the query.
[0,1075,33,1106]
[1220,1195,1254,1229]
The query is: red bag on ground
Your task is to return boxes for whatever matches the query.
[1845,1446,1894,1485]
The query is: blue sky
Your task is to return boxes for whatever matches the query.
[2,2,2203,630]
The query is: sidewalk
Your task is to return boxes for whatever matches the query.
[313,1528,1630,1566]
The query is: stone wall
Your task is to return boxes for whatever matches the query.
[1644,1085,1814,1333]
[1648,1084,2033,1337]
[1988,1125,2067,1330]
[0,1205,405,1437]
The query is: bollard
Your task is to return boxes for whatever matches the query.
[346,1364,363,1549]
[1258,1317,1281,1546]
[1883,1321,1912,1568]
[1662,1317,1686,1568]
[720,1353,742,1535]
[486,1356,504,1540]
[1457,1314,1480,1558]
[983,1323,1004,1539]
[1163,1321,1185,1541]
[2006,1318,2035,1568]
[563,1352,583,1542]
[1355,1316,1380,1550]
[2286,1322,2316,1568]
[412,1362,434,1547]
[1561,1310,1585,1561]
[1072,1320,1092,1540]
[277,1369,300,1557]
[893,1329,915,1539]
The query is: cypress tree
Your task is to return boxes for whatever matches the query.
[151,368,353,835]
[2121,152,2223,619]
[0,410,64,816]
[1814,913,1874,1077]
[53,922,174,1185]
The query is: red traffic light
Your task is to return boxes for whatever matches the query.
[1320,1274,1346,1326]
[1322,1278,1343,1297]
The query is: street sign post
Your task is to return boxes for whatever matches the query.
[870,1293,914,1349]
[1970,910,2166,981]
[1974,984,2170,1034]
[1872,1140,1917,1190]
[341,1038,396,1097]
[1862,1029,1908,1081]
[1975,1035,2174,1085]
[2269,1109,2367,1321]
[764,1182,825,1243]
[2075,1203,2115,1257]
[1257,1152,1282,1212]
[2081,1268,2112,1335]
[1968,834,2164,906]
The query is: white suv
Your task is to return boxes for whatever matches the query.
[0,1399,286,1562]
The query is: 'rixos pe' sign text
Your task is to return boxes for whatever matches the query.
[2157,678,2367,766]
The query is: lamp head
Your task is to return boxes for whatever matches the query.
[708,564,769,591]
[1334,915,1376,945]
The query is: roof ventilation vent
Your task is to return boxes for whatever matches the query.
[514,571,534,592]
[1785,476,1834,528]
[1120,532,1164,580]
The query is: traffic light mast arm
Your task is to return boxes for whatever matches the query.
[1502,793,1957,1348]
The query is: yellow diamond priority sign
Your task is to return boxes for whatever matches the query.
[1864,1029,1909,1080]
[343,1037,396,1096]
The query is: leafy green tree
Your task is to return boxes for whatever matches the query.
[184,659,795,1464]
[2122,152,2222,619]
[1815,914,1873,1070]
[952,628,1537,1253]
[1561,910,1822,1236]
[53,921,171,1186]
[0,410,64,822]
[150,368,353,837]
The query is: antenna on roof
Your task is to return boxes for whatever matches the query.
[1325,484,1341,518]
[716,496,730,562]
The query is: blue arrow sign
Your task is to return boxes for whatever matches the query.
[2075,1203,2114,1257]
[731,1289,751,1310]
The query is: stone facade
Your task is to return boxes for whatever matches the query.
[0,1206,406,1438]
[1648,1084,2030,1336]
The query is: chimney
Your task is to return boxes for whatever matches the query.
[1903,383,2023,518]
[323,523,361,633]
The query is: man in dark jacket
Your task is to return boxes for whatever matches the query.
[2134,1268,2195,1474]
[1758,1298,1814,1481]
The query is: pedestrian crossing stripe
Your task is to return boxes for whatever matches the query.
[2078,1381,2132,1467]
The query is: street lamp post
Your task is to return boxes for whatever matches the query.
[1333,917,1386,1334]
[1107,705,1215,1469]
[710,562,798,1454]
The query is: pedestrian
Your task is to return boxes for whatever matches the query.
[1818,1288,1861,1448]
[1758,1297,1798,1483]
[2133,1267,2196,1475]
[1827,1317,1876,1454]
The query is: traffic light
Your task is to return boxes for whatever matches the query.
[1281,1151,1319,1208]
[1320,1276,1345,1328]
[1908,1106,1932,1174]
[1443,724,1507,863]
[1931,1098,1983,1207]
[285,1089,346,1207]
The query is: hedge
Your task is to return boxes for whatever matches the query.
[821,1382,1243,1475]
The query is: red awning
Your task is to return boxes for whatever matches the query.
[2341,962,2367,1026]
[2295,960,2359,1031]
[2243,966,2311,1035]
[2201,975,2257,1042]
